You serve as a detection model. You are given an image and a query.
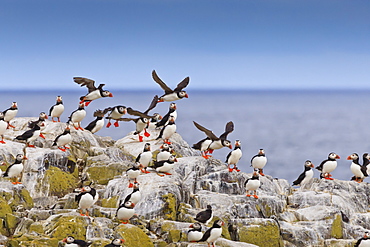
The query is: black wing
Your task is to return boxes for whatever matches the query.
[292,171,306,186]
[219,121,234,140]
[315,159,327,171]
[127,108,151,119]
[173,77,189,92]
[85,119,99,132]
[152,70,173,94]
[143,95,159,115]
[73,77,99,93]
[15,129,35,140]
[193,121,218,140]
[2,164,14,177]
[199,227,212,242]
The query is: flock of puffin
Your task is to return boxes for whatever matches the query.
[0,70,370,246]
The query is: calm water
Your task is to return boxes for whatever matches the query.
[1,89,370,183]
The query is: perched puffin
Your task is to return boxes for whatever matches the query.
[187,222,203,242]
[116,200,135,224]
[155,103,177,128]
[194,205,213,225]
[105,105,127,128]
[151,155,177,176]
[225,140,242,172]
[2,154,27,184]
[348,153,368,183]
[156,143,175,162]
[85,109,108,134]
[244,171,261,199]
[28,112,48,139]
[123,184,141,206]
[104,239,125,247]
[292,160,315,186]
[62,236,92,247]
[75,185,98,216]
[316,152,340,180]
[3,102,18,129]
[136,143,152,174]
[156,115,176,144]
[152,70,189,102]
[193,121,234,159]
[49,96,64,122]
[148,113,162,129]
[251,149,267,176]
[198,220,224,247]
[73,77,113,106]
[52,126,72,152]
[364,153,370,179]
[355,231,370,247]
[15,121,44,147]
[126,163,141,188]
[67,103,86,130]
[0,112,8,144]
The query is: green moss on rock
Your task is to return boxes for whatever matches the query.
[0,197,12,218]
[49,216,88,240]
[239,220,283,247]
[162,194,177,221]
[86,163,125,185]
[5,213,19,235]
[115,224,154,247]
[43,166,78,197]
[101,196,119,208]
[331,214,343,239]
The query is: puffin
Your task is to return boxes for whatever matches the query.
[3,102,18,129]
[75,185,98,216]
[152,70,189,102]
[28,112,48,139]
[49,96,64,122]
[355,231,370,247]
[348,153,368,183]
[148,113,162,129]
[156,115,176,144]
[2,154,27,184]
[85,109,108,134]
[52,126,72,152]
[155,103,177,128]
[105,105,127,128]
[0,112,8,144]
[116,200,135,224]
[151,155,177,176]
[316,152,340,180]
[73,77,113,106]
[15,121,44,147]
[187,222,203,242]
[136,143,152,174]
[244,170,261,199]
[67,103,86,130]
[250,149,267,176]
[156,143,175,162]
[62,236,92,247]
[292,160,315,186]
[198,219,224,247]
[364,153,370,179]
[126,163,141,188]
[104,239,125,247]
[123,184,141,206]
[194,205,213,225]
[225,140,242,172]
[192,121,234,159]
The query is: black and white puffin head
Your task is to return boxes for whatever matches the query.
[177,91,188,99]
[189,222,202,231]
[115,106,127,115]
[328,152,340,160]
[101,90,113,98]
[143,142,151,151]
[347,153,359,162]
[234,140,241,148]
[167,155,177,163]
[81,185,92,193]
[304,160,314,168]
[56,95,63,104]
[122,200,135,209]
[0,112,4,120]
[169,103,177,110]
[110,238,125,246]
[62,236,76,244]
[39,112,48,120]
[221,139,232,149]
[212,219,224,228]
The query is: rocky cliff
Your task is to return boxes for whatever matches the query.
[0,118,368,247]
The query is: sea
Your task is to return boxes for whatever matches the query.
[1,89,370,184]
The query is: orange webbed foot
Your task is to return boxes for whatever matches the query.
[144,131,150,137]
[114,122,119,127]
[128,183,134,188]
[106,122,112,128]
[164,172,172,175]
[0,140,5,144]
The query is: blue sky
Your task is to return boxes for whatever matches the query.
[1,0,369,91]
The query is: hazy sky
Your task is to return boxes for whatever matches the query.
[1,0,369,91]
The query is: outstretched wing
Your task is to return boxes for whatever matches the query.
[173,77,189,92]
[143,95,159,115]
[127,108,152,118]
[73,77,99,93]
[219,121,234,140]
[152,70,173,94]
[193,121,218,140]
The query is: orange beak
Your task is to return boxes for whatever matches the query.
[346,156,351,160]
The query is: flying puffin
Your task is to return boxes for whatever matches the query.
[104,239,125,247]
[75,185,98,216]
[251,149,267,176]
[244,170,261,199]
[123,184,141,206]
[292,160,315,186]
[156,115,176,144]
[67,103,86,130]
[225,140,242,172]
[187,222,203,242]
[2,154,27,184]
[0,112,8,144]
[85,109,109,134]
[198,220,224,247]
[192,121,234,159]
[62,236,92,247]
[156,143,175,162]
[28,112,48,139]
[52,126,72,152]
[15,121,44,148]
[115,96,158,142]
[105,105,127,128]
[116,200,135,224]
[155,103,177,128]
[152,70,189,102]
[126,163,141,188]
[73,77,113,106]
[136,143,152,174]
[316,152,340,180]
[151,155,177,176]
[3,102,18,129]
[348,153,368,183]
[49,96,64,122]
[194,205,213,225]
[355,231,370,247]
